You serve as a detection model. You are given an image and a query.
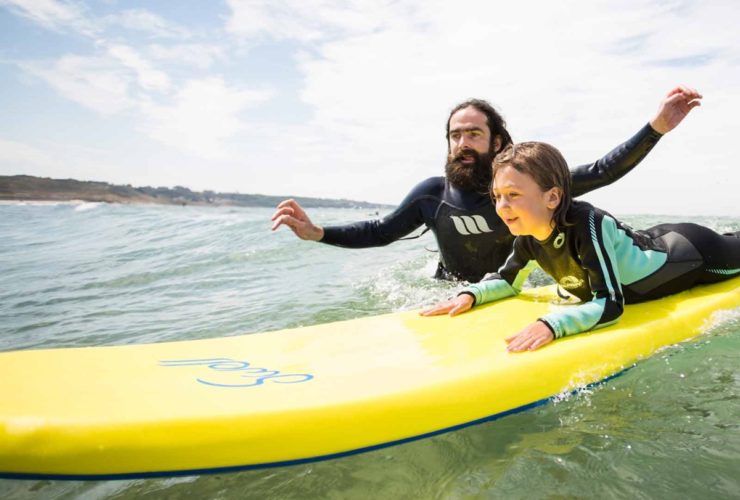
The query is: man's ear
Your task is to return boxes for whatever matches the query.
[546,188,562,210]
[493,136,502,154]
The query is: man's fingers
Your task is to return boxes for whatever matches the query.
[270,206,295,222]
[677,84,702,98]
[276,199,297,209]
[683,87,702,99]
[276,199,306,217]
[665,86,682,98]
[271,214,300,232]
[664,86,702,104]
[663,92,686,106]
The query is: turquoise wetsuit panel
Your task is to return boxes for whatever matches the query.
[540,297,619,338]
[461,261,537,305]
[608,216,668,285]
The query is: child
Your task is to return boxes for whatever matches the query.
[421,142,740,352]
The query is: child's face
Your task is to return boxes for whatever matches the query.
[492,166,561,240]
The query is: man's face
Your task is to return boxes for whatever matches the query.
[448,106,492,159]
[446,106,494,192]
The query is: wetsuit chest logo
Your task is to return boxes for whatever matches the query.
[449,215,493,235]
[559,275,585,290]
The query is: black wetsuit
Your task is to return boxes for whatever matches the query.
[463,200,740,338]
[321,124,663,282]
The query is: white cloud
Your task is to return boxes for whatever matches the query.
[1,1,192,40]
[19,44,172,114]
[224,0,401,42]
[147,43,225,69]
[138,77,274,160]
[0,0,98,36]
[22,54,135,115]
[102,8,191,39]
[107,44,170,92]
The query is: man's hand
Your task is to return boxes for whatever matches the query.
[650,85,702,135]
[505,320,555,352]
[271,199,324,241]
[419,294,474,317]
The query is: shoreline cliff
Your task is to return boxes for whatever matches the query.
[0,175,390,209]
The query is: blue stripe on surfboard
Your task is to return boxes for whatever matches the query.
[0,368,631,481]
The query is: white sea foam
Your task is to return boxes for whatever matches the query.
[0,200,71,206]
[73,201,104,212]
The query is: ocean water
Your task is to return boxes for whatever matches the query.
[1,202,738,499]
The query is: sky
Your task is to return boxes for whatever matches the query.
[0,0,738,216]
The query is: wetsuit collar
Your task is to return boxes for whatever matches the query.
[533,227,557,246]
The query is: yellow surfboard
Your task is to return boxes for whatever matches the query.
[1,277,739,480]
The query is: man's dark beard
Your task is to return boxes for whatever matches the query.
[445,149,493,192]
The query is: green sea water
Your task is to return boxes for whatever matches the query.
[1,202,738,499]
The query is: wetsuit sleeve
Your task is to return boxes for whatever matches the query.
[539,210,625,338]
[460,238,537,306]
[320,177,438,248]
[570,123,663,198]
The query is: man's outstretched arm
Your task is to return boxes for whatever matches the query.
[271,177,440,248]
[571,85,702,197]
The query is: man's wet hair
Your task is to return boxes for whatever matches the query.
[446,99,513,155]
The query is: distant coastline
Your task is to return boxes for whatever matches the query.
[0,175,392,209]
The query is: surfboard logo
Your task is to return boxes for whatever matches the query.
[160,358,314,388]
[449,215,493,236]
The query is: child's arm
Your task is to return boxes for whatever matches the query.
[538,210,625,339]
[506,209,625,351]
[420,239,535,317]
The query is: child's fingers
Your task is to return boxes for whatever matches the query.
[506,332,529,352]
[528,334,551,351]
[449,301,470,316]
[419,302,452,316]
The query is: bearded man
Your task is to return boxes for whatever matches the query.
[271,86,702,282]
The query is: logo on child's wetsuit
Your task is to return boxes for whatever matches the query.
[558,276,584,290]
[449,215,493,236]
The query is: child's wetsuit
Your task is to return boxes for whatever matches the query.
[462,200,740,338]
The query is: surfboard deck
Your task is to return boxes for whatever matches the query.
[1,277,739,480]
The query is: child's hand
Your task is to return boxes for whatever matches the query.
[505,321,554,352]
[420,294,474,317]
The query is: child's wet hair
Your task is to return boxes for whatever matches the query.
[491,142,573,230]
